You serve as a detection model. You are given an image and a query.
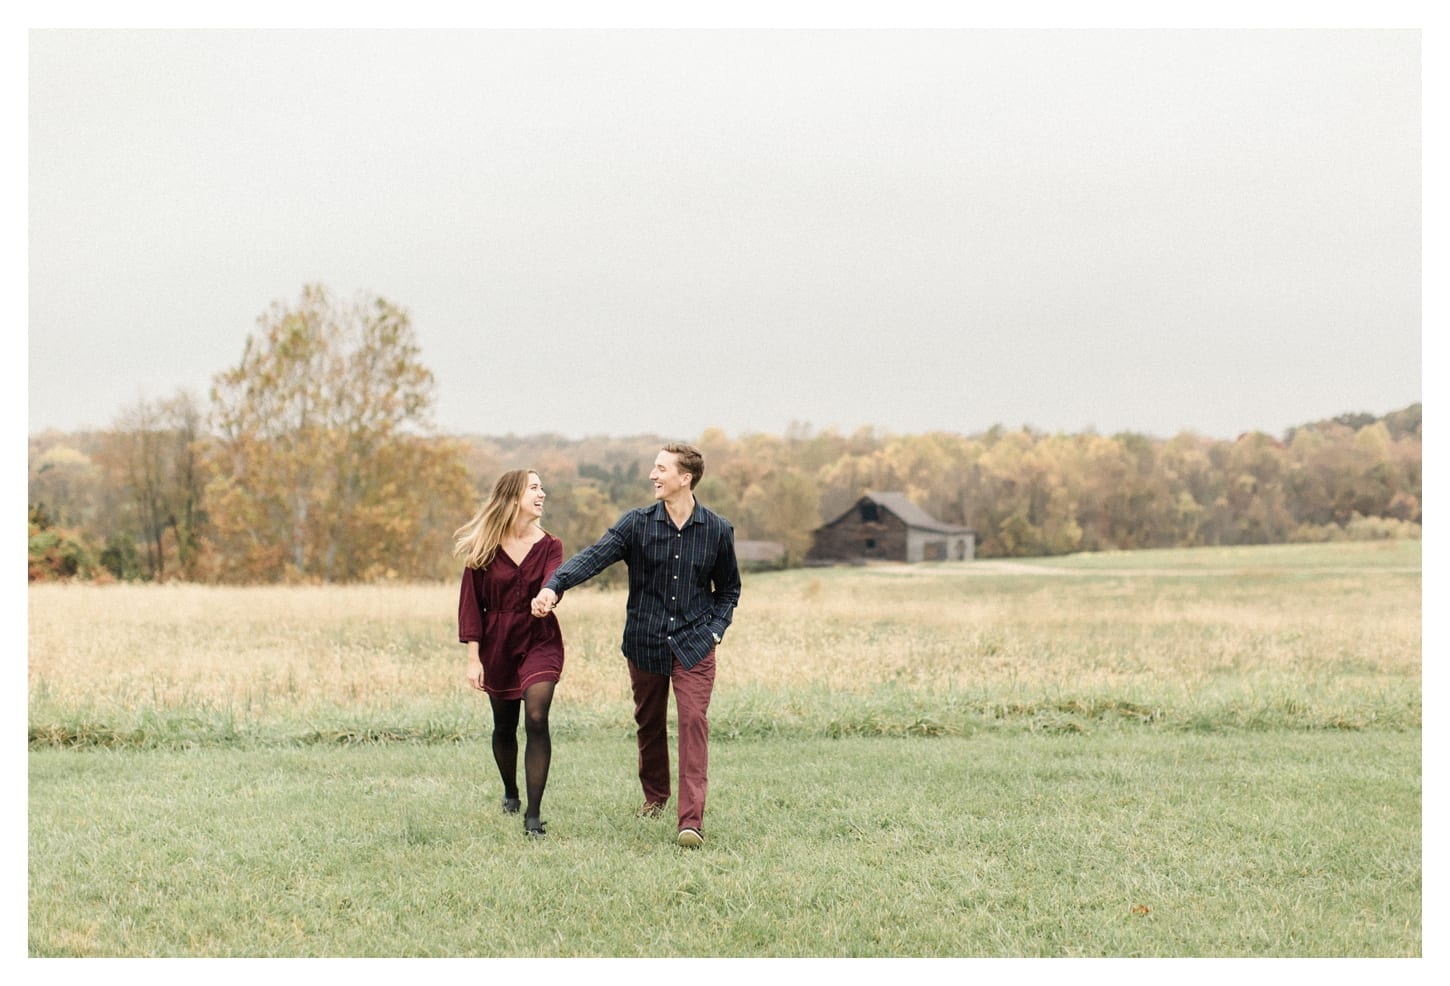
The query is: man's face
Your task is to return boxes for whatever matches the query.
[650,450,692,501]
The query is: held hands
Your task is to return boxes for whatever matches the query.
[531,587,558,618]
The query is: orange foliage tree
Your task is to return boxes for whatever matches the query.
[206,284,474,582]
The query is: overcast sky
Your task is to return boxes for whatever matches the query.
[26,26,1422,442]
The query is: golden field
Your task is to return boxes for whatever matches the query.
[27,540,1420,740]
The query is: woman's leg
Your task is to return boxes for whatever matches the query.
[521,680,556,821]
[489,695,522,805]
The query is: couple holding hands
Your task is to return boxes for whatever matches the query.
[455,443,741,847]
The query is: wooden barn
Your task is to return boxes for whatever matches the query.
[807,491,975,564]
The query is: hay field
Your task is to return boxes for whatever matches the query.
[27,540,1421,743]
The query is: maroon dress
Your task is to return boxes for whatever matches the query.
[457,534,566,699]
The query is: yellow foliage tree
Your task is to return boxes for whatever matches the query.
[206,284,474,582]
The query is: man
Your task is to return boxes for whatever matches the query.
[532,442,741,848]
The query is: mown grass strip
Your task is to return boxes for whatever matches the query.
[28,731,1420,957]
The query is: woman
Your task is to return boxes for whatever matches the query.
[455,469,564,838]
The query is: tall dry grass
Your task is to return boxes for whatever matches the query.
[28,540,1421,743]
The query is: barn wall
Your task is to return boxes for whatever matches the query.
[907,531,976,563]
[807,507,910,562]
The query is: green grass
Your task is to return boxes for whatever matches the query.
[29,731,1419,957]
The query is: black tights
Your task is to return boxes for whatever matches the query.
[489,681,555,819]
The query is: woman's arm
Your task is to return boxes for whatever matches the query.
[465,639,485,691]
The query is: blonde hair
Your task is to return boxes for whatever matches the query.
[453,469,537,570]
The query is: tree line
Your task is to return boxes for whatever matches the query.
[28,285,1422,584]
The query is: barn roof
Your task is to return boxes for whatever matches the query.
[862,491,973,534]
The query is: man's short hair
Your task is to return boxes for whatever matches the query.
[662,442,705,489]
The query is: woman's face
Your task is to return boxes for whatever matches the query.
[516,473,545,522]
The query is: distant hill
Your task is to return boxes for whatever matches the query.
[1284,403,1420,443]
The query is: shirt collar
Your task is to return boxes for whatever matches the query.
[650,498,700,530]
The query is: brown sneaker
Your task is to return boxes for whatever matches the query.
[676,827,704,848]
[638,801,666,819]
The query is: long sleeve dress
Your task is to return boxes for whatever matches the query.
[458,534,565,699]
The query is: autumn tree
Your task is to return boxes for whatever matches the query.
[207,284,474,582]
[1072,431,1162,550]
[737,470,822,564]
[1209,431,1293,544]
[965,428,1080,556]
[28,440,103,531]
[1156,432,1216,545]
[96,391,206,580]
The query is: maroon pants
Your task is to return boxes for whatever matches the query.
[629,650,716,832]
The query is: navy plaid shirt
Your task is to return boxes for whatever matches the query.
[545,499,741,674]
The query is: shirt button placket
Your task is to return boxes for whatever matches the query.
[668,531,682,644]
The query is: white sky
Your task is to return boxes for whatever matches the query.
[23,18,1426,443]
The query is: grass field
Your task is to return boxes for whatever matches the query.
[27,540,1422,956]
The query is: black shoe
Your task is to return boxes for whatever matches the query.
[502,797,521,814]
[524,816,547,838]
